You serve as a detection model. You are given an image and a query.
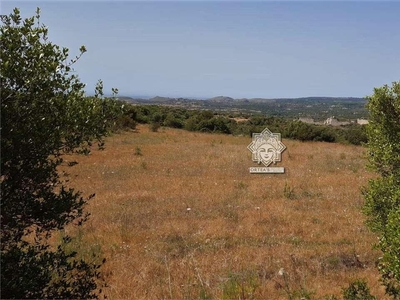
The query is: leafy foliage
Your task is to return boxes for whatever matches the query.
[1,8,122,298]
[342,279,376,300]
[363,81,400,297]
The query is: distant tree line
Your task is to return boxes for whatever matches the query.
[114,102,368,145]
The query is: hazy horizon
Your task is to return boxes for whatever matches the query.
[117,94,368,100]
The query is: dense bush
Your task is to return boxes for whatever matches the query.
[1,8,120,298]
[363,81,400,297]
[340,124,368,145]
[342,279,377,300]
[164,112,184,128]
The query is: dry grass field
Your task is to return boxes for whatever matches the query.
[60,124,385,299]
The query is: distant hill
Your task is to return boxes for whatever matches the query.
[116,95,368,120]
[282,97,366,102]
[149,96,175,102]
[117,96,136,102]
[245,96,366,103]
[207,96,235,103]
[205,96,366,103]
[119,95,366,103]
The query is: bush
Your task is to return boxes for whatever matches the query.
[164,112,184,128]
[342,125,368,145]
[342,279,376,300]
[363,81,400,297]
[0,8,119,298]
[150,122,161,132]
[115,114,137,131]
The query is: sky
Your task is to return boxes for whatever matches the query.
[1,1,399,99]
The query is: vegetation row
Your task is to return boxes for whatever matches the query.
[114,103,368,145]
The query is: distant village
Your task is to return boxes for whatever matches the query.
[298,117,369,126]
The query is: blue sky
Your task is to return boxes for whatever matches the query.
[1,1,399,99]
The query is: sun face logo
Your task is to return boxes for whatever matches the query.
[247,127,286,168]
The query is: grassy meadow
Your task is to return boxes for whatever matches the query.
[60,124,384,299]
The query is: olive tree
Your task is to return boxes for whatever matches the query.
[363,81,400,298]
[1,8,122,298]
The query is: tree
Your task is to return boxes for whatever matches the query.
[363,81,400,298]
[1,8,122,298]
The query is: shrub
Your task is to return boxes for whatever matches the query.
[0,8,118,298]
[342,279,376,300]
[363,81,400,297]
[150,122,161,132]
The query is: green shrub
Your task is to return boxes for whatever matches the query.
[222,270,259,299]
[134,146,143,156]
[342,279,376,300]
[363,81,400,297]
[150,122,161,132]
[1,8,114,298]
